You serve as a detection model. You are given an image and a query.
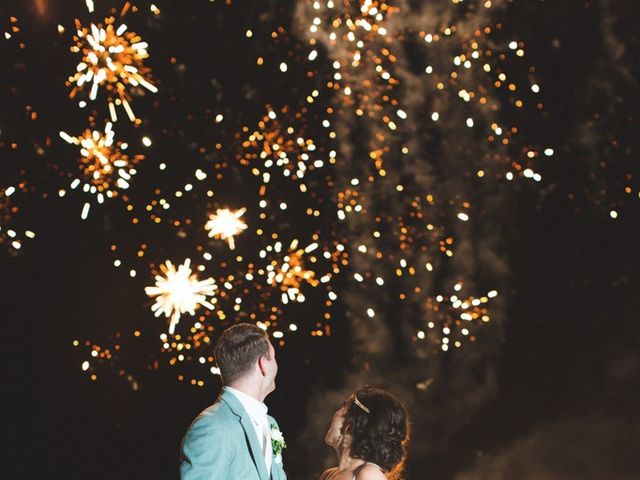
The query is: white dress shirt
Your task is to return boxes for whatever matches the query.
[225,386,272,474]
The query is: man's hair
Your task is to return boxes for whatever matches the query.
[343,385,410,480]
[214,323,271,385]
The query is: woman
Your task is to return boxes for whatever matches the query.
[320,385,410,480]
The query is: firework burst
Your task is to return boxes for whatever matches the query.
[266,240,321,304]
[145,259,217,335]
[59,122,143,210]
[67,17,157,122]
[422,282,499,351]
[204,207,248,250]
[238,107,330,185]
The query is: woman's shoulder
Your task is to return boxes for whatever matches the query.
[354,463,387,480]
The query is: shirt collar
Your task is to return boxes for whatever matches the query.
[224,386,268,421]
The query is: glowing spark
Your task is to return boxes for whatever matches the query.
[80,202,90,219]
[205,208,247,250]
[145,259,217,334]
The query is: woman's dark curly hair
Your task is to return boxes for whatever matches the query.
[342,385,409,479]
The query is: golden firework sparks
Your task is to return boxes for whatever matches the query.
[59,122,143,206]
[204,207,247,250]
[67,17,157,122]
[72,337,140,390]
[238,107,326,184]
[423,282,499,351]
[304,1,398,111]
[145,259,217,335]
[266,240,320,304]
[0,185,36,251]
[301,1,401,176]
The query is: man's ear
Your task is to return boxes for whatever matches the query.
[257,355,268,376]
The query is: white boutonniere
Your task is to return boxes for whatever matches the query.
[271,425,286,464]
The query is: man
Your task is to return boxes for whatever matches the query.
[180,323,287,480]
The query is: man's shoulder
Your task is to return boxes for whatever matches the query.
[190,398,239,429]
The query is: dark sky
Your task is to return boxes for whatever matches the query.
[1,1,639,479]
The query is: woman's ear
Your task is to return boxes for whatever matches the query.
[340,420,352,437]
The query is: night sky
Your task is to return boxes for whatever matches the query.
[2,1,639,479]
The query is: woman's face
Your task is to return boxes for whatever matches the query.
[325,405,347,448]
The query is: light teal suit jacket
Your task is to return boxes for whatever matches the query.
[180,390,287,480]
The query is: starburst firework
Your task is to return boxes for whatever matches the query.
[67,17,157,121]
[59,122,142,205]
[145,259,217,334]
[204,208,248,250]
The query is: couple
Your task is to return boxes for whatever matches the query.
[180,323,410,480]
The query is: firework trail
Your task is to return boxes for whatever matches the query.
[293,0,543,465]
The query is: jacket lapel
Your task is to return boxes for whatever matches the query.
[221,390,268,480]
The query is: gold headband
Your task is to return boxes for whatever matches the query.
[353,394,370,414]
